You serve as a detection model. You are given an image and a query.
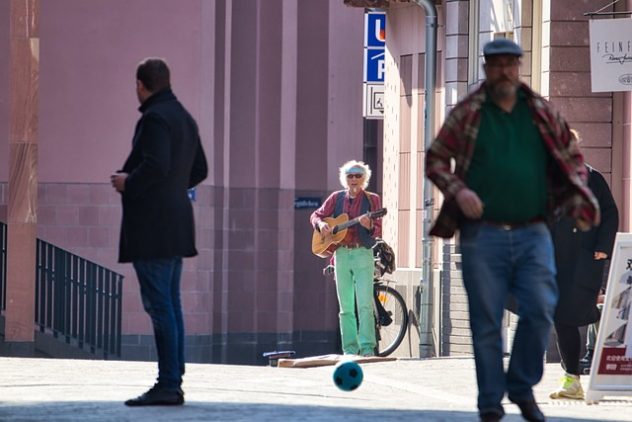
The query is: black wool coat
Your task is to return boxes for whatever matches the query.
[551,166,619,326]
[118,88,208,263]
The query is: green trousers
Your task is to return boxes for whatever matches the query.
[334,246,376,355]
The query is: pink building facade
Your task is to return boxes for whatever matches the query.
[2,0,630,363]
[380,0,630,358]
[1,0,371,364]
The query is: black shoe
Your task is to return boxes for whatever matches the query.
[125,385,184,406]
[480,411,503,422]
[579,349,594,366]
[510,399,545,422]
[579,359,592,375]
[479,407,504,422]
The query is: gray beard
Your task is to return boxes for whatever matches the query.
[490,81,518,101]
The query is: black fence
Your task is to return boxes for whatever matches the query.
[0,221,123,359]
[35,239,123,358]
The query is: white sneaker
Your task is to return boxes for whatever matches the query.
[549,373,584,399]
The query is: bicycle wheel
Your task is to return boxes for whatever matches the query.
[374,284,408,357]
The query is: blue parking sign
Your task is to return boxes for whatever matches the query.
[365,12,386,48]
[365,49,385,83]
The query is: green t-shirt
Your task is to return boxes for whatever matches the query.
[465,89,548,222]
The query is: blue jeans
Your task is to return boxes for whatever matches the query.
[133,257,185,390]
[459,222,557,415]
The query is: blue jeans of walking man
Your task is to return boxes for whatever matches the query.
[133,257,185,390]
[459,222,558,416]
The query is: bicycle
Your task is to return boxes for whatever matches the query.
[373,276,408,357]
[322,239,409,357]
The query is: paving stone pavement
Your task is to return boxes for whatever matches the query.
[0,356,630,421]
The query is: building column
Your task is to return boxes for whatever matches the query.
[617,1,632,232]
[4,0,39,355]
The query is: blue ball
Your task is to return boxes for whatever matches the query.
[333,361,363,391]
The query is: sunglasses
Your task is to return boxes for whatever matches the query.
[346,173,364,179]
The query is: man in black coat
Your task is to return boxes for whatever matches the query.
[111,58,208,406]
[549,146,618,399]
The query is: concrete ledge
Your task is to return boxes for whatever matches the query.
[121,330,340,366]
[34,330,101,360]
[0,341,36,357]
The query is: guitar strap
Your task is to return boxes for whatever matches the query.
[334,190,371,217]
[333,191,344,217]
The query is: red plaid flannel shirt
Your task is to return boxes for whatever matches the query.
[425,82,600,238]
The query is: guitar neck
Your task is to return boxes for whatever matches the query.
[336,216,363,232]
[331,208,385,234]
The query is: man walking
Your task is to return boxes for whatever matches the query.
[111,57,208,406]
[425,39,599,422]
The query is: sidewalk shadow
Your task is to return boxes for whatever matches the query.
[0,401,621,421]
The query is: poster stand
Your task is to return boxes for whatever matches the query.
[585,232,632,402]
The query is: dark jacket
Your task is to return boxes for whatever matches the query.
[118,88,208,263]
[552,165,618,326]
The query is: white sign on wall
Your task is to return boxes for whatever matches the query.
[363,82,384,119]
[589,19,632,92]
[586,232,632,402]
[363,11,385,119]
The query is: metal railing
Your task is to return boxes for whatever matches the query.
[35,239,123,358]
[0,222,123,358]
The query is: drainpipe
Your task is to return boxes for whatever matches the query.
[411,0,437,358]
[624,2,632,232]
[622,94,631,232]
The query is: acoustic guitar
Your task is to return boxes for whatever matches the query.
[311,208,387,258]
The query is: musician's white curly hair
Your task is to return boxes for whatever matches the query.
[339,160,371,190]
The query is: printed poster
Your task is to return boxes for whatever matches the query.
[586,233,632,401]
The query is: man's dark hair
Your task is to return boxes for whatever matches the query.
[136,58,171,92]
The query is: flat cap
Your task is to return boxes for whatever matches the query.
[483,38,523,58]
